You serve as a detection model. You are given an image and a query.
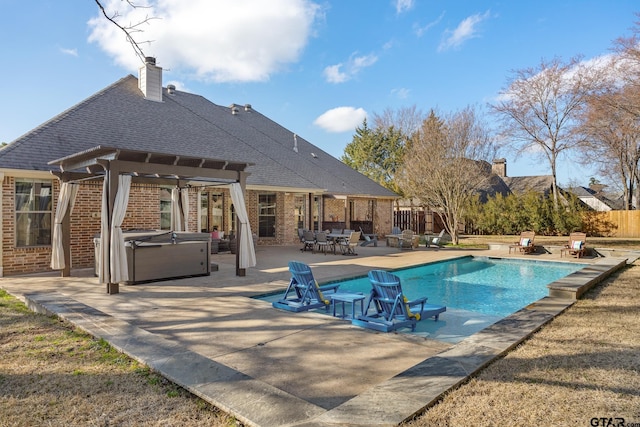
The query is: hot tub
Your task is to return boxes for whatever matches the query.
[95,231,211,284]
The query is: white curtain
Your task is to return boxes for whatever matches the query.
[110,175,131,284]
[180,188,189,232]
[98,173,131,284]
[171,187,182,232]
[50,182,79,270]
[230,183,256,269]
[98,175,110,283]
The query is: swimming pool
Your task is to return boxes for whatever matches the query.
[264,256,587,343]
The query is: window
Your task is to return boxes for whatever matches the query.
[160,187,171,230]
[294,194,306,229]
[15,179,53,247]
[258,193,276,237]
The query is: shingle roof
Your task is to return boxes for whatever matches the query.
[0,75,396,198]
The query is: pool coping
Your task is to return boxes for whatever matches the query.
[308,256,628,425]
[5,253,628,427]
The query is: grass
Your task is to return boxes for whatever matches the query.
[403,259,640,426]
[0,289,240,427]
[2,237,639,426]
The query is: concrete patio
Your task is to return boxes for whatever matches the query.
[0,243,628,426]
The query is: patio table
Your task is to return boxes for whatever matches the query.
[330,292,366,319]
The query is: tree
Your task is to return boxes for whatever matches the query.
[399,107,496,244]
[579,85,640,209]
[342,119,407,198]
[491,57,600,208]
[94,0,157,63]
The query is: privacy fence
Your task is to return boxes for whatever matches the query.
[395,209,640,238]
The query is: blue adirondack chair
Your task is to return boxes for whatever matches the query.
[352,270,446,332]
[272,261,340,312]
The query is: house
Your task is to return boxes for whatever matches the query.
[0,57,397,277]
[566,185,622,211]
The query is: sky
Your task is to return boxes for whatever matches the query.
[0,0,638,187]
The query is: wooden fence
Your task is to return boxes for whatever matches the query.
[583,210,640,238]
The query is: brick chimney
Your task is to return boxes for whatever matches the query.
[492,158,507,177]
[138,57,163,102]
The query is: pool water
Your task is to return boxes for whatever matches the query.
[265,256,587,343]
[332,256,585,318]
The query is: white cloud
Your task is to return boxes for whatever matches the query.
[87,0,322,83]
[391,87,410,99]
[323,52,378,83]
[395,0,414,15]
[438,10,491,52]
[313,107,367,133]
[415,11,445,37]
[60,47,78,57]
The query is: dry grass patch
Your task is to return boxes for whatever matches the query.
[404,262,640,426]
[0,289,241,427]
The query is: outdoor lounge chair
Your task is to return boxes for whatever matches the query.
[428,229,446,248]
[562,232,587,258]
[272,261,340,312]
[351,270,446,332]
[359,227,378,247]
[509,231,536,254]
[339,231,361,255]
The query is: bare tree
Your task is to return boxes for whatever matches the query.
[580,85,640,209]
[94,0,157,63]
[491,57,600,208]
[398,107,496,244]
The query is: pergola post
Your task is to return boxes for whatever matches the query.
[236,172,247,277]
[106,166,121,295]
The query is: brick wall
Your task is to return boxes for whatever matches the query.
[2,175,396,275]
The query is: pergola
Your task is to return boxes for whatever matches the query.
[48,146,254,294]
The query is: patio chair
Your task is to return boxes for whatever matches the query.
[351,270,446,332]
[398,229,415,250]
[391,226,401,235]
[509,231,536,254]
[272,261,341,312]
[315,231,333,255]
[339,231,361,255]
[428,229,446,248]
[359,227,378,247]
[301,230,315,252]
[562,232,587,258]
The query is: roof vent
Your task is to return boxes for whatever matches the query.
[311,152,318,158]
[231,106,239,115]
[293,134,298,153]
[167,84,176,94]
[244,104,252,112]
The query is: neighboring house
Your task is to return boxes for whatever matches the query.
[0,58,397,276]
[394,158,555,232]
[566,186,622,211]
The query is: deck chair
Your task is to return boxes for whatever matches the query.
[352,270,446,332]
[301,230,315,252]
[272,261,340,312]
[315,231,333,255]
[359,227,378,247]
[562,232,587,258]
[509,231,536,254]
[339,231,361,255]
[398,229,415,250]
[428,229,446,248]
